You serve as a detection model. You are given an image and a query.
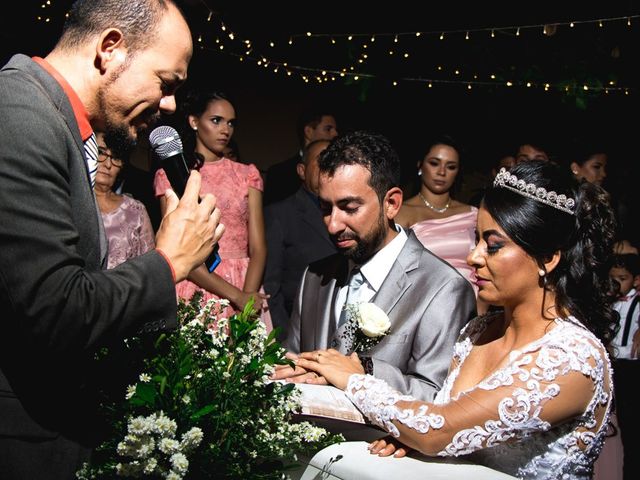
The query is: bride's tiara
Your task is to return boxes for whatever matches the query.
[493,168,576,215]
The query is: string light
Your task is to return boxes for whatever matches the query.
[288,15,638,40]
[172,7,638,95]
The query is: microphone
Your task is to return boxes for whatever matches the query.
[149,125,221,273]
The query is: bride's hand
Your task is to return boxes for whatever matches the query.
[369,436,412,458]
[296,349,364,390]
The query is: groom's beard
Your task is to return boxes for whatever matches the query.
[336,211,387,265]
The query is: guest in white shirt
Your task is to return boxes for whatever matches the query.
[609,253,640,480]
[610,254,640,359]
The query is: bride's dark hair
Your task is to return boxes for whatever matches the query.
[483,160,618,344]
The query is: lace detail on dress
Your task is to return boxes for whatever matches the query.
[345,374,444,437]
[345,316,613,479]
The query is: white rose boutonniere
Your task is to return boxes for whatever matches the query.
[343,302,391,353]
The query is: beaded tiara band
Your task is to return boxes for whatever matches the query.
[493,167,576,215]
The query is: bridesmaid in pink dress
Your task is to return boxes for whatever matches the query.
[396,134,486,313]
[154,91,272,330]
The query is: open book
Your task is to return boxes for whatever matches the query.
[295,382,365,424]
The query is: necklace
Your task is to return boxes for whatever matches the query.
[418,192,450,213]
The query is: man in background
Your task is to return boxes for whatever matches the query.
[263,107,338,205]
[264,139,338,339]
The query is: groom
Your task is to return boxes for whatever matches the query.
[277,131,475,401]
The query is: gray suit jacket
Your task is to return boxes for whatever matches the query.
[0,55,177,443]
[264,187,337,338]
[285,231,476,401]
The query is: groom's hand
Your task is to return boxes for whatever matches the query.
[270,351,328,384]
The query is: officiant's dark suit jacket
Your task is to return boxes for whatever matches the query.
[285,231,476,401]
[0,55,177,473]
[264,187,337,339]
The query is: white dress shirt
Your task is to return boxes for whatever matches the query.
[612,287,639,359]
[334,225,408,325]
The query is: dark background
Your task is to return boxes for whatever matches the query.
[2,1,639,210]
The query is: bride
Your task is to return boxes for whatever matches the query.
[297,160,618,479]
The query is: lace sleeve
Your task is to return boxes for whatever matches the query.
[346,374,444,437]
[345,326,611,457]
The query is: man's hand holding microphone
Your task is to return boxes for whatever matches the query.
[155,170,224,282]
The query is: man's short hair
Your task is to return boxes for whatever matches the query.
[55,0,178,55]
[300,139,330,166]
[296,108,335,146]
[318,130,400,201]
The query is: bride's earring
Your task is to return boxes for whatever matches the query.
[538,269,545,277]
[418,170,422,176]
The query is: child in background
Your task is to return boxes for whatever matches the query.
[610,253,640,359]
[608,253,640,480]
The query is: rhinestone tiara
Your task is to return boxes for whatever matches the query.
[493,168,576,215]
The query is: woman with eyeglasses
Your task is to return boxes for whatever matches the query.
[95,133,155,269]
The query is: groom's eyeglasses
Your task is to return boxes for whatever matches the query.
[97,148,124,167]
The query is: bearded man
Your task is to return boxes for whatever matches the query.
[0,1,224,477]
[274,131,475,401]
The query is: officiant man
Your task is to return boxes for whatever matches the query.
[0,1,224,478]
[274,131,475,401]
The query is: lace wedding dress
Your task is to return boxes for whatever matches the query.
[346,313,613,479]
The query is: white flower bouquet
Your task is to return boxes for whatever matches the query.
[77,295,342,479]
[343,302,391,353]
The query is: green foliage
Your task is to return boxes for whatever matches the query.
[78,295,342,479]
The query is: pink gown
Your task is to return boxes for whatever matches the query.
[410,207,478,295]
[154,158,272,331]
[101,194,155,270]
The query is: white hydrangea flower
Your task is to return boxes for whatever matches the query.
[159,438,180,454]
[139,373,152,383]
[170,453,189,475]
[143,457,158,474]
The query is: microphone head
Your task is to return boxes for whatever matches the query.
[149,125,183,159]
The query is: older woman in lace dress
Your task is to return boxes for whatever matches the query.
[95,134,155,269]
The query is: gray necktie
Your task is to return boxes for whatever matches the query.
[338,267,365,327]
